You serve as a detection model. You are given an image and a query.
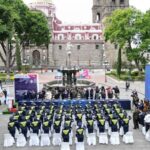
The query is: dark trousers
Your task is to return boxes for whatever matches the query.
[133,119,139,129]
[98,126,105,133]
[145,123,150,132]
[123,125,129,134]
[62,135,69,142]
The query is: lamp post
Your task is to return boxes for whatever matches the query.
[103,60,108,82]
[67,50,71,69]
[66,42,73,68]
[23,59,28,73]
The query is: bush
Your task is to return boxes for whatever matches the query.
[120,75,129,80]
[2,109,12,114]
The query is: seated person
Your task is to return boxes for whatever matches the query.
[53,120,61,133]
[76,126,84,142]
[87,119,94,133]
[97,118,105,133]
[62,126,71,142]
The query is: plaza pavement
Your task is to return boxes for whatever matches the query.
[0,69,149,150]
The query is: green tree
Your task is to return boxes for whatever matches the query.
[104,8,143,77]
[16,36,22,71]
[0,0,51,73]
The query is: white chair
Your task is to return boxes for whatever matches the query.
[40,133,50,146]
[87,133,96,145]
[16,134,26,147]
[29,133,40,146]
[142,126,146,135]
[69,132,73,145]
[52,133,61,146]
[61,142,70,150]
[119,127,124,136]
[110,132,120,145]
[99,132,108,144]
[123,132,134,144]
[105,121,109,130]
[145,130,150,141]
[4,134,15,147]
[76,142,85,150]
[108,127,111,136]
[15,128,19,138]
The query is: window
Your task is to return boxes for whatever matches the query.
[112,0,116,3]
[77,45,80,50]
[96,45,99,49]
[120,0,124,4]
[75,34,82,40]
[27,55,30,61]
[59,45,62,50]
[147,54,150,59]
[43,55,46,61]
[92,34,98,40]
[58,34,64,40]
[114,44,118,49]
[96,13,101,22]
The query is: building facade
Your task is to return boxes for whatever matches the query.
[92,0,129,67]
[22,0,129,69]
[23,0,104,69]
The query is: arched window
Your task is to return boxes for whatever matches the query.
[58,34,64,40]
[96,13,101,22]
[32,50,40,66]
[92,34,99,40]
[120,0,124,4]
[75,34,82,40]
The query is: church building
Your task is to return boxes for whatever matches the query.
[22,0,129,69]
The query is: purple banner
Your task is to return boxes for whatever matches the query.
[14,74,39,101]
[145,65,150,101]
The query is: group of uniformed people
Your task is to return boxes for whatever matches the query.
[8,100,131,144]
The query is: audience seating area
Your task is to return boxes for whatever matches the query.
[4,99,134,148]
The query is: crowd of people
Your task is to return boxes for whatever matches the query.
[7,100,132,146]
[130,90,150,141]
[51,86,120,100]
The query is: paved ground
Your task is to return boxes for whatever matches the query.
[0,69,149,149]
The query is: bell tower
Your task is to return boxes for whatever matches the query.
[92,0,129,23]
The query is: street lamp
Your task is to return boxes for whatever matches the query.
[67,50,71,69]
[66,42,73,68]
[103,60,108,82]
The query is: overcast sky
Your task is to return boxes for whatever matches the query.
[24,0,150,23]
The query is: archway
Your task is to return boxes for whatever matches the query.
[32,50,41,66]
[96,13,101,22]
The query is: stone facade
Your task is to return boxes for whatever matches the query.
[22,0,104,69]
[92,0,129,23]
[19,0,129,69]
[92,0,129,67]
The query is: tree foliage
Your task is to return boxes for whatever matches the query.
[104,7,146,75]
[0,0,51,72]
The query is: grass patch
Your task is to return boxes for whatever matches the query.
[106,71,145,81]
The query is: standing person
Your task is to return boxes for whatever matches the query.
[125,80,130,91]
[3,89,7,104]
[113,86,120,99]
[106,86,113,99]
[101,86,106,99]
[133,108,140,129]
[0,80,2,88]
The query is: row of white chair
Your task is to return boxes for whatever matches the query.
[4,130,134,148]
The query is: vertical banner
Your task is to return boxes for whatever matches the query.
[14,74,39,101]
[145,64,150,101]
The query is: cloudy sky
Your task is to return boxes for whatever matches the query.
[24,0,150,23]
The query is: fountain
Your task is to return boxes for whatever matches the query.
[44,42,95,90]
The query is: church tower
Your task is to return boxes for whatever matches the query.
[92,0,129,68]
[92,0,129,23]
